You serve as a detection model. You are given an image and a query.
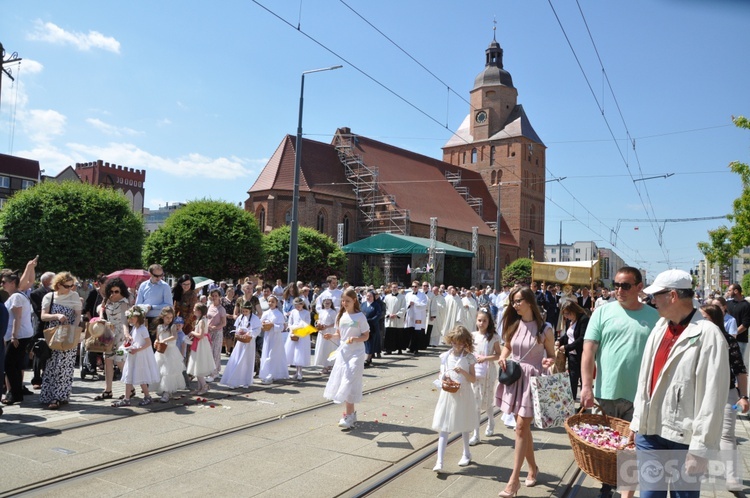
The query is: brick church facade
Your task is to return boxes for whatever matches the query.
[245,36,545,285]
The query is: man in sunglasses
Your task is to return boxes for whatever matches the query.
[581,266,659,498]
[135,264,173,339]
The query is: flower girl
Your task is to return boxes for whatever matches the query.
[153,306,186,402]
[186,303,214,395]
[112,306,161,407]
[285,298,312,381]
[220,302,261,388]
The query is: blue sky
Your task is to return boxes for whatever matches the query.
[1,0,748,280]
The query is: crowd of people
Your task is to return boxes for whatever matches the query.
[1,258,749,497]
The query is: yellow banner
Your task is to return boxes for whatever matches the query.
[532,261,600,286]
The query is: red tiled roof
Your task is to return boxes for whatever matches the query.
[247,131,516,246]
[248,135,355,200]
[351,135,516,244]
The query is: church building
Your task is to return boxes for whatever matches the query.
[245,36,545,285]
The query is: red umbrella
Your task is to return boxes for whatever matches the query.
[107,269,150,289]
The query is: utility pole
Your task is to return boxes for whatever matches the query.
[0,43,23,114]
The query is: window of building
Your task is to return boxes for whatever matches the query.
[0,198,6,209]
[575,258,581,261]
[342,215,350,245]
[575,248,580,253]
[529,204,536,231]
[471,148,477,163]
[462,151,467,164]
[562,248,570,254]
[257,207,266,230]
[21,180,35,189]
[491,170,496,185]
[285,210,292,225]
[551,258,556,262]
[490,146,495,166]
[317,210,326,233]
[0,176,9,188]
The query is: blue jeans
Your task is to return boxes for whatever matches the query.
[635,434,700,498]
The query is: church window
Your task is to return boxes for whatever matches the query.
[285,209,292,225]
[491,170,496,185]
[342,215,350,245]
[478,247,486,269]
[530,204,536,232]
[490,146,495,165]
[257,207,266,231]
[462,151,467,164]
[317,210,326,233]
[486,90,495,97]
[471,148,477,163]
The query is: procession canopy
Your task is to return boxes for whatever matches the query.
[532,260,600,286]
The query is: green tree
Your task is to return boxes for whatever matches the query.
[698,116,749,276]
[261,225,346,283]
[143,200,263,279]
[361,260,385,287]
[502,257,533,287]
[0,181,143,278]
[742,272,750,296]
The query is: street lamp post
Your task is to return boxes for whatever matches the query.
[287,65,342,285]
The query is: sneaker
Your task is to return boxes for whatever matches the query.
[160,393,170,403]
[261,377,272,385]
[458,455,471,467]
[432,463,443,473]
[295,373,303,381]
[138,396,152,406]
[727,481,743,492]
[469,436,480,446]
[338,412,355,429]
[485,428,494,437]
[205,376,214,383]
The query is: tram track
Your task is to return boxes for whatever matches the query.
[3,366,440,497]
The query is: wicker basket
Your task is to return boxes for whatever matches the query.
[235,334,252,343]
[564,403,632,486]
[441,378,460,393]
[154,341,167,354]
[261,322,273,332]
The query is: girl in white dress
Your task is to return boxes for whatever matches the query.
[153,306,186,402]
[313,298,337,374]
[323,289,370,430]
[285,298,312,381]
[470,308,502,445]
[220,303,261,388]
[258,296,288,385]
[187,303,214,395]
[432,325,477,473]
[112,306,161,407]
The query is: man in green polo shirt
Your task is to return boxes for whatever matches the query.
[581,266,659,498]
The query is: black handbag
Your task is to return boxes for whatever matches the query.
[498,340,535,386]
[498,359,522,385]
[32,337,52,362]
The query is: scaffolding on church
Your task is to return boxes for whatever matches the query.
[334,132,410,239]
[444,170,484,218]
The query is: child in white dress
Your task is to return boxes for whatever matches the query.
[153,306,186,402]
[470,308,502,445]
[220,303,261,388]
[285,298,312,381]
[323,289,370,430]
[313,298,337,374]
[112,306,161,407]
[258,296,288,385]
[432,325,477,473]
[187,303,213,395]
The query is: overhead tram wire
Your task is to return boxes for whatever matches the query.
[547,0,668,263]
[337,0,475,115]
[251,0,473,146]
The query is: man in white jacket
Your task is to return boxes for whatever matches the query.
[629,269,729,497]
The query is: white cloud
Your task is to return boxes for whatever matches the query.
[86,118,141,137]
[28,20,121,54]
[21,109,67,143]
[66,142,253,179]
[156,118,172,127]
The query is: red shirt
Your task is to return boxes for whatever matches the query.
[649,311,695,397]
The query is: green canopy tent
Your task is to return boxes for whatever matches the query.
[342,233,474,286]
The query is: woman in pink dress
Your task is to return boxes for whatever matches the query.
[495,286,555,497]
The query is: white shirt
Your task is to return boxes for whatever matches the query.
[5,292,34,340]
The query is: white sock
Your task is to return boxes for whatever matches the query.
[436,431,448,465]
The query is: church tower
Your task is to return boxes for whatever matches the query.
[442,34,546,262]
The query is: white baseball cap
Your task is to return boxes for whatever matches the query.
[643,269,693,295]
